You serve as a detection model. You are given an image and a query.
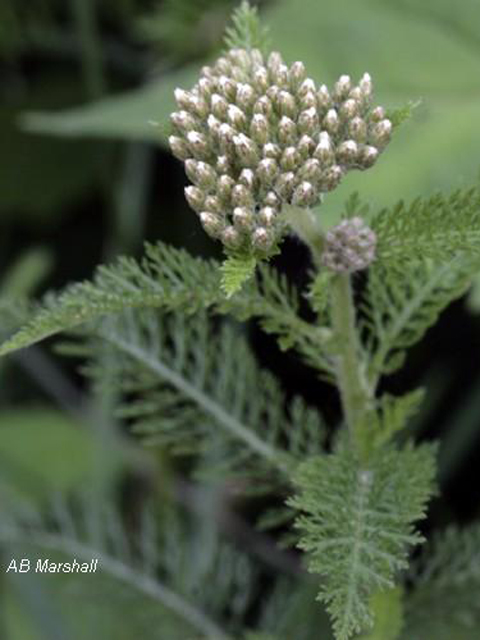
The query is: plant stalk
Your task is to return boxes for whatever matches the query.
[330,272,372,459]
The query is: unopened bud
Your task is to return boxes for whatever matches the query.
[275,172,296,200]
[186,131,210,160]
[216,155,230,173]
[267,51,284,74]
[253,226,273,252]
[231,183,254,207]
[239,168,256,189]
[263,142,281,159]
[313,132,334,164]
[233,206,254,230]
[185,186,205,212]
[217,75,237,101]
[370,106,386,122]
[359,72,372,97]
[185,160,216,190]
[299,91,317,110]
[211,94,229,120]
[236,83,256,111]
[215,57,231,74]
[370,119,392,148]
[264,191,280,207]
[204,195,222,213]
[317,84,331,109]
[334,75,351,100]
[349,117,367,142]
[298,78,316,98]
[222,225,242,249]
[169,135,190,161]
[358,145,379,168]
[233,133,259,166]
[274,64,290,87]
[171,110,197,133]
[253,67,269,92]
[278,116,297,145]
[218,123,236,152]
[300,158,322,183]
[321,165,343,191]
[292,181,317,207]
[323,109,340,134]
[340,98,359,119]
[256,158,279,186]
[227,104,247,129]
[200,211,224,238]
[298,134,316,159]
[280,146,300,172]
[298,107,319,135]
[217,174,235,201]
[258,206,277,226]
[250,114,269,145]
[278,90,297,118]
[322,217,376,272]
[337,140,359,165]
[289,61,306,89]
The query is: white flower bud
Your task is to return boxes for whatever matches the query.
[253,67,269,92]
[256,158,279,186]
[278,90,297,118]
[169,135,190,161]
[174,88,195,111]
[299,91,317,110]
[359,72,372,97]
[292,180,317,207]
[231,183,254,207]
[171,110,197,133]
[185,186,205,212]
[250,113,270,145]
[298,135,316,158]
[252,226,274,252]
[218,123,236,152]
[275,172,296,200]
[317,84,331,109]
[321,165,343,191]
[250,49,264,66]
[266,84,280,104]
[313,132,334,164]
[349,116,367,142]
[289,61,307,89]
[216,155,230,173]
[239,168,256,189]
[370,106,386,122]
[185,160,216,190]
[334,75,351,100]
[258,206,277,226]
[227,104,247,129]
[274,63,290,87]
[349,87,363,102]
[211,93,229,120]
[370,119,392,148]
[337,140,359,165]
[267,51,284,74]
[207,114,221,139]
[264,191,280,208]
[204,195,222,213]
[358,145,379,168]
[280,146,300,172]
[263,142,281,159]
[197,77,213,99]
[236,83,256,111]
[222,225,242,249]
[323,108,340,134]
[278,116,297,145]
[340,98,359,119]
[298,78,316,98]
[228,48,250,68]
[300,158,322,183]
[215,57,231,74]
[200,212,224,238]
[217,75,237,100]
[298,107,319,135]
[233,133,259,166]
[233,206,254,230]
[217,174,235,201]
[186,131,210,160]
[253,96,273,118]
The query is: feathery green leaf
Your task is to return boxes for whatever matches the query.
[221,254,257,297]
[290,444,437,640]
[223,1,270,53]
[361,258,478,384]
[372,187,480,266]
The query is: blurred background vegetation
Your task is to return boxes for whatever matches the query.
[1,0,480,637]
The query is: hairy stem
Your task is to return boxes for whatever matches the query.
[330,273,372,459]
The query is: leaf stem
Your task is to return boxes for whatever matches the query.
[330,273,372,459]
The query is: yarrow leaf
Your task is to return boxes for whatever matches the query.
[220,254,257,297]
[223,1,271,54]
[289,443,437,640]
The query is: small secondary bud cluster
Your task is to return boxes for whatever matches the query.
[169,47,391,257]
[322,217,376,272]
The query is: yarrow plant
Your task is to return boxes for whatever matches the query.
[1,3,480,640]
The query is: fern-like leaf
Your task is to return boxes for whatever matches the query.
[372,187,480,265]
[289,443,436,640]
[223,1,270,53]
[73,309,325,483]
[221,254,257,297]
[401,523,480,640]
[361,258,478,385]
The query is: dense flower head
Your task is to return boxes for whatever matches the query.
[169,47,391,258]
[322,217,376,272]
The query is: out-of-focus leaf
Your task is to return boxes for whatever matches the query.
[1,248,53,298]
[0,408,94,499]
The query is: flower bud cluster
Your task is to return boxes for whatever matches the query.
[169,47,391,257]
[321,217,376,272]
